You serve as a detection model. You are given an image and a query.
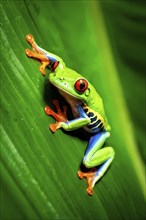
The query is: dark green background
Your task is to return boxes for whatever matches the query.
[0,0,145,220]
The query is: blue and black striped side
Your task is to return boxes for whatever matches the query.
[83,106,105,133]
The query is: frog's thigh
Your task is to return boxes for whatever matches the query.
[84,147,115,168]
[83,131,113,168]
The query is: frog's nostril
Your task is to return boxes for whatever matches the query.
[64,82,68,87]
[60,77,65,80]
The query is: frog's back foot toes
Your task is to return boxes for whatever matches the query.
[77,170,84,179]
[86,186,93,196]
[78,168,97,196]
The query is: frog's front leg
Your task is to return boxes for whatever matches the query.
[46,104,90,133]
[78,131,115,196]
[58,117,91,131]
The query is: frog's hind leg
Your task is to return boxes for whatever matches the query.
[25,34,65,74]
[25,47,50,75]
[78,131,115,196]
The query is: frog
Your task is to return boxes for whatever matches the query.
[25,34,115,196]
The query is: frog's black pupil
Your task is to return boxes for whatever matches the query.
[80,82,85,90]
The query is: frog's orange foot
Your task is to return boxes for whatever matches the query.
[78,168,97,179]
[45,105,61,121]
[78,168,97,196]
[45,100,68,123]
[52,99,68,122]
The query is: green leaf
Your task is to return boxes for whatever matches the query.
[0,1,145,220]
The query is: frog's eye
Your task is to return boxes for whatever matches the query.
[74,79,88,93]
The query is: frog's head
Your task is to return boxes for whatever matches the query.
[48,68,91,102]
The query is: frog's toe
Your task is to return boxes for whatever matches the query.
[62,105,68,118]
[26,34,34,44]
[45,106,52,115]
[77,170,84,179]
[25,49,33,57]
[53,99,60,108]
[87,186,94,196]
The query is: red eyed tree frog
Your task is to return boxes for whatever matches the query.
[25,34,115,196]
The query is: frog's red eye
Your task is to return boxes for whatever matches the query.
[74,79,88,93]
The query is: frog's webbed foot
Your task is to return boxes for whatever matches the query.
[45,99,68,132]
[25,34,50,75]
[78,168,97,196]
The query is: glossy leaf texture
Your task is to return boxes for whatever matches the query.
[0,1,145,220]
